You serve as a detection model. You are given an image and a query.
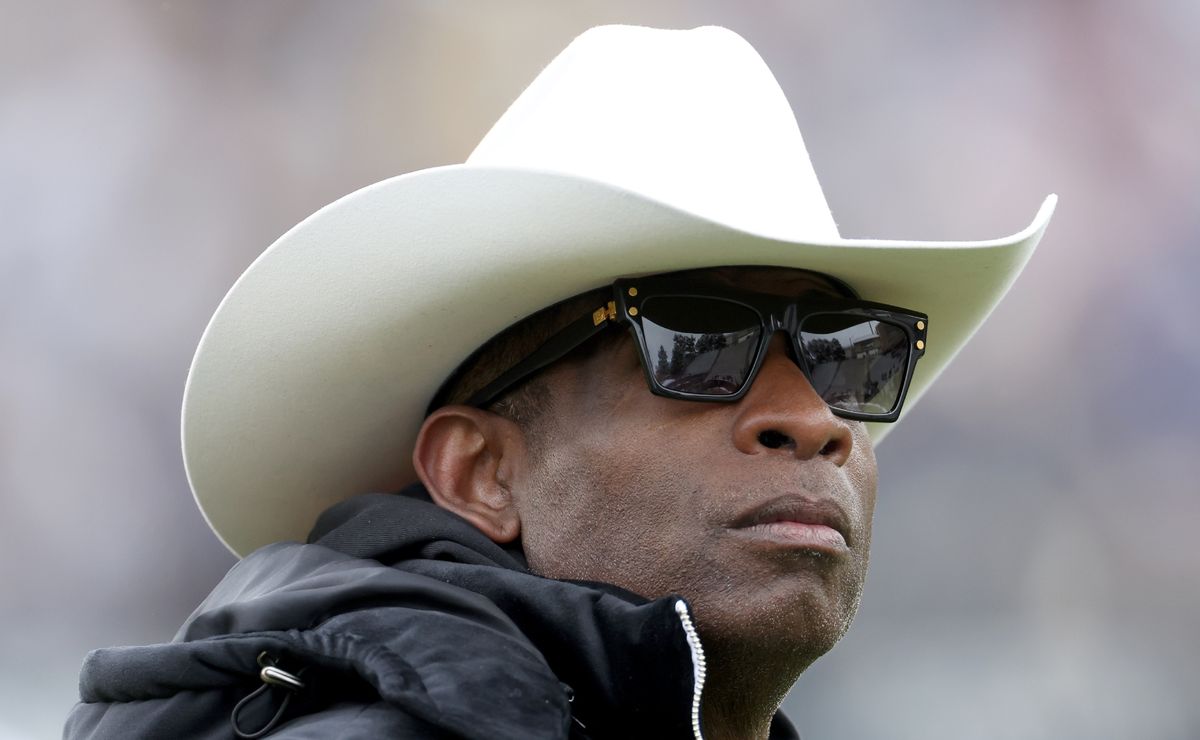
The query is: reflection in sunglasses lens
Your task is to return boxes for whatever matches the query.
[640,297,762,395]
[800,314,908,415]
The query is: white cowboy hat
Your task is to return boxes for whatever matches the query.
[183,25,1055,556]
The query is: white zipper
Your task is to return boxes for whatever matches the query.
[673,599,707,740]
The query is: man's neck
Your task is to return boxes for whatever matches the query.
[698,641,812,740]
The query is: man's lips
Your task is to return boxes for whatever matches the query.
[727,495,852,553]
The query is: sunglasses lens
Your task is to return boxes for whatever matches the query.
[799,314,909,415]
[639,296,763,396]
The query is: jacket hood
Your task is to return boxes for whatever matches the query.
[70,486,799,739]
[70,488,699,738]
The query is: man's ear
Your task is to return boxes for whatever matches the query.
[412,405,526,544]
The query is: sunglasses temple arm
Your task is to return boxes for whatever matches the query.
[463,309,616,409]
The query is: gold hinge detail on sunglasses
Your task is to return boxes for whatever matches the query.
[592,301,617,326]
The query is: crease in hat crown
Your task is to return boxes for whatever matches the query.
[468,25,840,242]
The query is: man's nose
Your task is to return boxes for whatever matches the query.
[730,333,854,465]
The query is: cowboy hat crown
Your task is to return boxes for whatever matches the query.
[469,25,839,241]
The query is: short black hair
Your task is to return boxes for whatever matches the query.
[434,286,620,429]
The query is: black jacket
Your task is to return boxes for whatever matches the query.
[65,486,800,739]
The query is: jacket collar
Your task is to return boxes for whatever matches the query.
[311,487,697,736]
[309,486,800,739]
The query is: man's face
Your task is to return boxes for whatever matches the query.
[510,267,878,665]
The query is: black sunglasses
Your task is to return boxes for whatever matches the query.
[457,275,928,422]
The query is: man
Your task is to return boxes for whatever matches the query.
[66,25,1054,739]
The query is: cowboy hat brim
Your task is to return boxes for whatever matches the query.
[182,164,1055,556]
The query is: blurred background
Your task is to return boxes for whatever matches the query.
[3,1,1198,737]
